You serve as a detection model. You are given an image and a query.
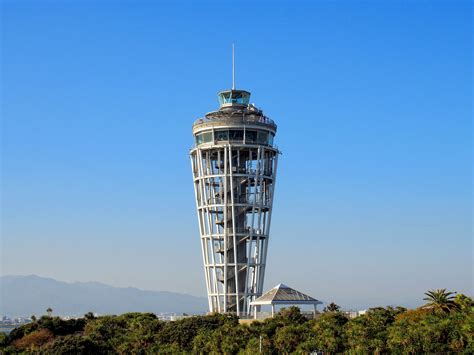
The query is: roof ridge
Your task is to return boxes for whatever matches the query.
[251,283,322,305]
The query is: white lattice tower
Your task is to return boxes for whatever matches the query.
[190,89,279,316]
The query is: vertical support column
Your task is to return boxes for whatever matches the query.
[223,145,228,312]
[258,151,278,296]
[228,145,240,315]
[243,146,261,315]
[191,153,212,312]
[200,151,214,312]
[254,147,266,298]
[207,154,218,311]
[193,149,213,312]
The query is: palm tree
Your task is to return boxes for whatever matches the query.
[423,289,459,314]
[46,307,53,317]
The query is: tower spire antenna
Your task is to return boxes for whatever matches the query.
[232,43,235,90]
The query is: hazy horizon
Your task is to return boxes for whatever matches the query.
[2,0,472,311]
[0,274,452,311]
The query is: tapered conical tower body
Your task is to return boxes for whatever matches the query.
[190,88,279,316]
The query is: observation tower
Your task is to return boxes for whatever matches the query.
[190,51,279,316]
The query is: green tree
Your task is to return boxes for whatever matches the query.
[1,292,469,355]
[274,324,311,353]
[118,313,161,353]
[241,335,272,354]
[274,306,308,325]
[0,332,8,347]
[192,322,248,354]
[38,316,86,336]
[156,313,237,352]
[214,322,249,354]
[84,312,95,320]
[149,342,182,354]
[42,334,109,354]
[454,294,474,312]
[423,289,460,314]
[323,302,341,313]
[46,307,53,317]
[345,307,405,354]
[311,312,348,353]
[246,319,280,353]
[85,313,160,353]
[191,329,214,353]
[387,311,471,353]
[462,311,474,353]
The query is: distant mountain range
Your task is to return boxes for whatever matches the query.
[0,275,208,317]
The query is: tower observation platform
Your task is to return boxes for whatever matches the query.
[190,88,279,316]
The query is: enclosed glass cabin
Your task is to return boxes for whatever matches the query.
[218,89,251,108]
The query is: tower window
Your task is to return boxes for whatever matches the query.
[196,134,203,145]
[257,131,268,144]
[229,130,244,141]
[245,130,257,143]
[268,133,274,146]
[202,131,213,143]
[215,130,229,141]
[195,132,213,145]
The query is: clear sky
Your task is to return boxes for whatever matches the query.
[2,0,472,309]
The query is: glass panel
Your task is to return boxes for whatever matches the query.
[231,92,239,104]
[230,92,250,104]
[257,131,268,144]
[218,91,250,105]
[245,130,257,143]
[202,132,213,143]
[218,93,232,105]
[241,92,250,104]
[229,130,244,141]
[215,130,229,141]
[268,133,274,146]
[196,134,203,145]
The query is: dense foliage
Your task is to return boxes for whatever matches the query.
[1,290,472,354]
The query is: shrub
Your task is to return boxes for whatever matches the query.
[12,328,54,350]
[42,334,110,354]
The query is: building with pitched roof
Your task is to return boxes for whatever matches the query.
[250,283,322,318]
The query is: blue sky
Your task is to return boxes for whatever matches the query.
[2,0,472,309]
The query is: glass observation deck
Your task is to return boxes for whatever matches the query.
[218,90,251,107]
[195,128,275,147]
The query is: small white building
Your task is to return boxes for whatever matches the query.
[250,284,322,319]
